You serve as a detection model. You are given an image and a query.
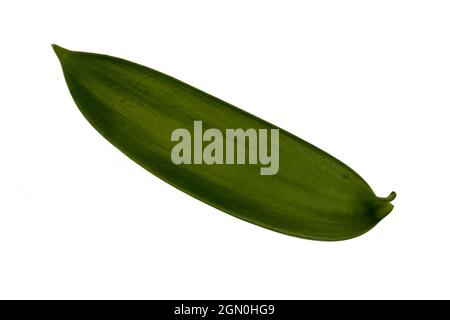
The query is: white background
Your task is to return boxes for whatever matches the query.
[1,0,449,299]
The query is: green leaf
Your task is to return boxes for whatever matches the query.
[53,44,395,241]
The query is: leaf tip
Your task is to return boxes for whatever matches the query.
[52,44,71,61]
